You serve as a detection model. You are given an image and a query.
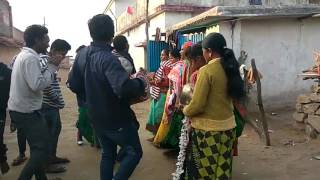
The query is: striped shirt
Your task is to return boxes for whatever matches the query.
[40,55,65,109]
[150,60,177,100]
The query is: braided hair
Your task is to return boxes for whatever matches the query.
[202,33,245,100]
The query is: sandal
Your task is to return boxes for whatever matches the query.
[147,137,154,142]
[49,157,70,164]
[11,156,27,166]
[45,165,66,174]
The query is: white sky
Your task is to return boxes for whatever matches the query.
[8,0,109,57]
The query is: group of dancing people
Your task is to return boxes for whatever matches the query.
[0,12,246,180]
[67,14,246,180]
[146,34,246,179]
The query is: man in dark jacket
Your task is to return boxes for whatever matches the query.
[0,62,11,174]
[68,14,146,180]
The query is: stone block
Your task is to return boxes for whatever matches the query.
[297,94,311,104]
[296,103,303,113]
[292,112,307,123]
[310,93,320,103]
[311,85,320,94]
[305,124,318,139]
[293,122,305,131]
[303,103,320,114]
[307,115,320,133]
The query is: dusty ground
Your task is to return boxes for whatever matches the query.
[2,69,320,180]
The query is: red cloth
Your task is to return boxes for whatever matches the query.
[233,101,247,117]
[233,139,239,156]
[127,6,134,14]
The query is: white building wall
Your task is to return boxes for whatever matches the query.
[125,24,147,70]
[233,18,320,106]
[149,0,166,11]
[164,12,193,30]
[125,11,194,69]
[266,0,309,6]
[125,14,166,70]
[164,0,310,6]
[222,0,251,6]
[149,13,166,40]
[111,0,135,17]
[166,0,219,6]
[165,0,258,6]
[219,21,242,58]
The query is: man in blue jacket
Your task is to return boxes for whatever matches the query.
[68,14,146,180]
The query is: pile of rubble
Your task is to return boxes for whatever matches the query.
[293,92,320,139]
[294,52,320,138]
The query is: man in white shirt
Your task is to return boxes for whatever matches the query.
[8,25,64,180]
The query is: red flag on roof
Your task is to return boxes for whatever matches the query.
[127,6,134,15]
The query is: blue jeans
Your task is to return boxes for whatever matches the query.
[96,123,143,180]
[41,107,61,158]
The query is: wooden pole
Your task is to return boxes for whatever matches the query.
[243,69,264,139]
[251,59,271,146]
[145,0,149,43]
[144,0,149,70]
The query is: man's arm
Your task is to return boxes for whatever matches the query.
[43,76,61,102]
[67,51,86,94]
[0,63,11,109]
[118,56,134,74]
[23,56,57,92]
[40,56,60,102]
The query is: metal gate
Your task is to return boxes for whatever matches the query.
[147,41,169,72]
[177,32,205,49]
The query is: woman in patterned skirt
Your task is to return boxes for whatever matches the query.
[182,33,245,180]
[153,49,181,146]
[146,49,170,135]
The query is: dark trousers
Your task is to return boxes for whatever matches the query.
[42,107,61,158]
[17,127,27,156]
[96,123,143,180]
[9,110,49,180]
[0,109,7,163]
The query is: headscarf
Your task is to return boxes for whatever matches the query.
[182,41,193,50]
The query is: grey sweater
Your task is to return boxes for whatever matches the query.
[8,47,58,113]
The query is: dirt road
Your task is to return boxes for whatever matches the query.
[2,69,320,180]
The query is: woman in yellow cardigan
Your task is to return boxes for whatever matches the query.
[182,33,245,179]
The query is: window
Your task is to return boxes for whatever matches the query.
[249,0,262,5]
